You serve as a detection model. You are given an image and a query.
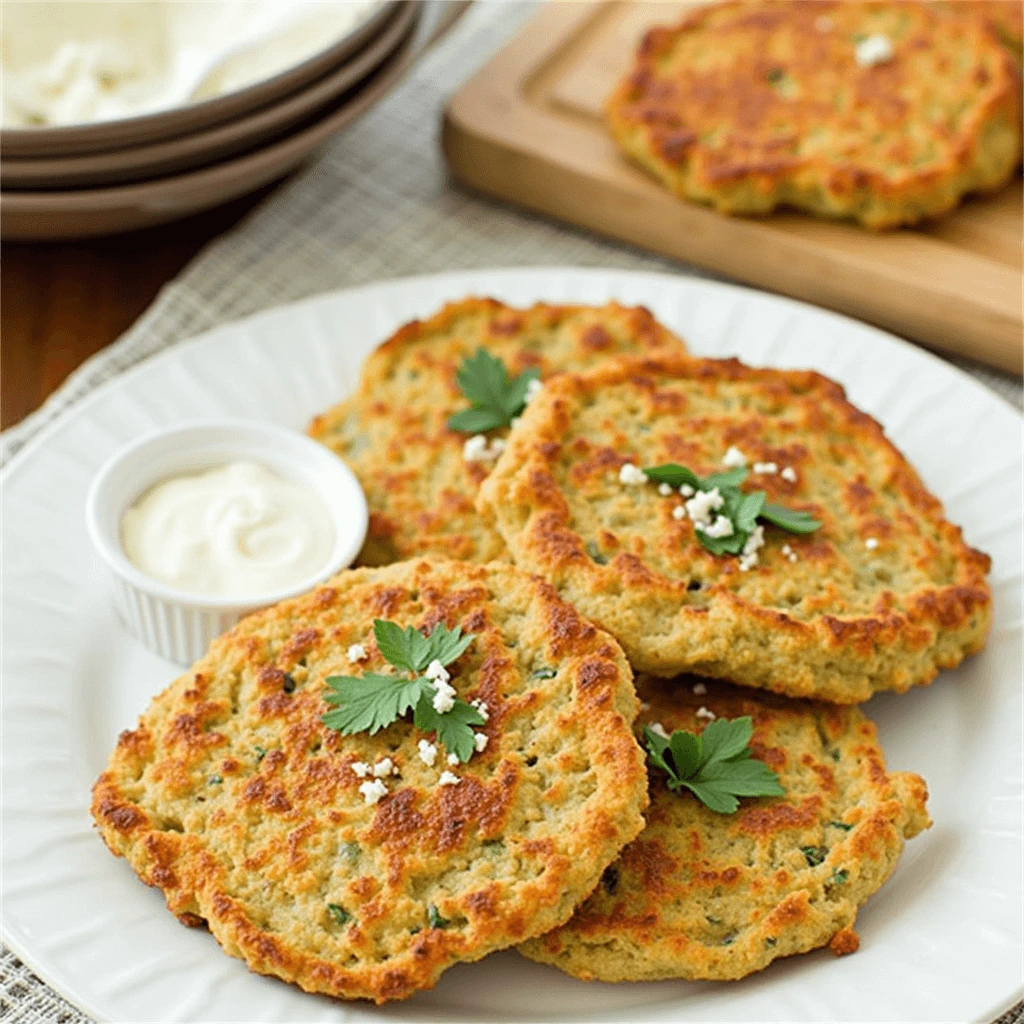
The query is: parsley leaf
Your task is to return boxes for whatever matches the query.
[321,620,480,761]
[642,715,785,813]
[760,503,822,534]
[448,349,540,433]
[642,464,703,491]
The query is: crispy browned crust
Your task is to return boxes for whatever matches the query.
[959,0,1024,57]
[519,677,930,982]
[476,353,993,702]
[91,559,648,1003]
[606,0,1022,228]
[307,298,686,566]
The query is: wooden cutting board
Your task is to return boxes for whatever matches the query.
[443,1,1023,374]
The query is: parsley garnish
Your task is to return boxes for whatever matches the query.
[321,620,484,763]
[428,903,450,929]
[644,463,822,557]
[643,716,785,814]
[448,349,540,433]
[327,903,352,926]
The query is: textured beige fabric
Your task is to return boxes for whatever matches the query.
[1,2,1020,1020]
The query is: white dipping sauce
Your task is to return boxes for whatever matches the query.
[121,461,335,598]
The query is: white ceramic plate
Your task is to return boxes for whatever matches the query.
[2,268,1021,1023]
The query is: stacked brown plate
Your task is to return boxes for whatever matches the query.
[1,0,422,240]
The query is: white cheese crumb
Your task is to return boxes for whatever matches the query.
[685,487,724,528]
[780,466,798,483]
[347,643,367,663]
[692,682,707,695]
[722,445,747,468]
[697,514,734,539]
[649,722,670,739]
[447,752,460,766]
[738,525,766,572]
[524,378,543,403]
[782,543,799,564]
[865,537,879,550]
[510,416,521,429]
[350,761,371,778]
[417,740,438,767]
[658,482,673,496]
[619,462,648,486]
[789,553,799,562]
[425,659,450,684]
[753,462,778,475]
[470,698,489,722]
[815,14,834,32]
[696,706,716,721]
[680,484,695,498]
[672,505,687,521]
[438,770,461,786]
[431,679,457,714]
[372,758,394,778]
[855,33,894,68]
[474,732,489,753]
[359,779,388,805]
[463,434,505,462]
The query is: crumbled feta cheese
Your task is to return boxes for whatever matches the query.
[447,752,460,766]
[692,682,707,695]
[696,706,716,721]
[722,446,747,468]
[855,33,894,68]
[649,722,670,739]
[738,525,766,572]
[347,643,367,662]
[425,660,450,684]
[359,779,388,805]
[510,417,521,429]
[525,378,543,403]
[865,537,879,550]
[658,483,673,496]
[815,14,834,32]
[753,462,778,475]
[470,698,489,722]
[417,740,438,767]
[780,466,798,483]
[789,552,798,563]
[781,543,799,563]
[680,484,695,498]
[350,761,371,778]
[372,758,394,778]
[619,462,648,486]
[474,732,488,753]
[438,770,461,786]
[463,434,505,462]
[672,505,687,521]
[431,679,457,714]
[697,514,734,539]
[685,487,724,528]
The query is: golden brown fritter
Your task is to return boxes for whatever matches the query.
[92,559,648,1003]
[606,1,1021,228]
[307,298,686,565]
[520,677,930,983]
[476,353,992,703]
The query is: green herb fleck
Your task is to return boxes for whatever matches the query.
[208,774,223,785]
[801,845,827,867]
[428,904,449,929]
[343,841,361,862]
[321,620,483,763]
[829,820,854,831]
[766,67,785,83]
[254,745,267,761]
[831,749,841,762]
[643,716,785,814]
[532,667,557,680]
[448,349,540,433]
[585,541,608,565]
[327,904,352,926]
[830,869,849,885]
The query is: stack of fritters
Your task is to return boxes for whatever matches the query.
[93,291,990,1001]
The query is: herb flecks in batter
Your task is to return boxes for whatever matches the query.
[448,349,541,433]
[321,620,484,763]
[644,463,821,562]
[643,715,784,814]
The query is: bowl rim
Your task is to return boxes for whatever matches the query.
[84,418,368,612]
[0,0,402,158]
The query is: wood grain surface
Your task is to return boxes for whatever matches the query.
[1,184,278,431]
[444,0,1024,374]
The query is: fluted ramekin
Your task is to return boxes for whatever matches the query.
[85,419,368,664]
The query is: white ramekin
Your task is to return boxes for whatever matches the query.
[85,419,368,665]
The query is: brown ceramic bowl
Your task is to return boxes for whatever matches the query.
[1,0,401,160]
[0,9,423,241]
[1,2,416,190]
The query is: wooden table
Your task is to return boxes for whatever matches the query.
[1,184,279,431]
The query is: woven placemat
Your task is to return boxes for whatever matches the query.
[2,2,1020,1020]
